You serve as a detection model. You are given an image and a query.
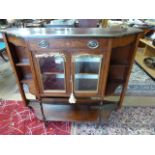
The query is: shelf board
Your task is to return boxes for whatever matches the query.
[140,38,155,49]
[135,51,155,79]
[20,74,33,84]
[30,103,99,122]
[16,62,30,67]
[75,73,99,75]
[21,79,32,84]
[75,73,99,79]
[42,72,64,75]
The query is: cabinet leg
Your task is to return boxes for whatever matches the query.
[39,101,48,127]
[96,101,103,128]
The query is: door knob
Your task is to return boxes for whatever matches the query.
[87,40,99,49]
[38,40,49,48]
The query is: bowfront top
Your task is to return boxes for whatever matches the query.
[2,27,142,39]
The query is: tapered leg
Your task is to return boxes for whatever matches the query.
[96,101,103,128]
[39,101,48,127]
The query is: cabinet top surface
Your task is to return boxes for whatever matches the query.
[2,27,142,39]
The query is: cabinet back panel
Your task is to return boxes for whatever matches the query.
[111,43,134,65]
[10,43,29,64]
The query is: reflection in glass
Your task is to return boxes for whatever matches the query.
[43,74,65,91]
[36,54,66,92]
[74,56,101,74]
[75,74,98,91]
[39,56,64,73]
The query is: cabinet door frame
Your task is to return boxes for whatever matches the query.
[32,50,70,97]
[70,49,107,97]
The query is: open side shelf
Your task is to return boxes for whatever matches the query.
[135,38,155,79]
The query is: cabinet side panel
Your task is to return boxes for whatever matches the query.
[2,34,27,105]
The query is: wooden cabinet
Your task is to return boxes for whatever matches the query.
[29,38,109,100]
[2,28,142,125]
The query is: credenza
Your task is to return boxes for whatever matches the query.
[2,27,142,125]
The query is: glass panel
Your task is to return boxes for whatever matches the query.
[42,74,65,91]
[74,55,102,92]
[75,74,98,91]
[36,53,66,92]
[39,56,64,73]
[75,56,101,74]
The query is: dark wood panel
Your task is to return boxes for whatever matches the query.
[7,35,26,47]
[5,27,142,38]
[112,35,136,48]
[105,40,136,97]
[9,43,30,65]
[109,65,128,81]
[16,66,32,81]
[111,43,134,65]
[14,46,29,63]
[31,103,99,122]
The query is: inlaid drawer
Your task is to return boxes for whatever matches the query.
[28,38,108,51]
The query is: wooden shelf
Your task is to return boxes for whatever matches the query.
[16,62,30,67]
[140,38,155,49]
[31,103,99,122]
[21,79,32,84]
[20,74,33,84]
[135,51,155,79]
[75,73,99,75]
[15,59,30,67]
[42,72,64,75]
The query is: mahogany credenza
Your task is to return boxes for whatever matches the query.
[2,28,142,125]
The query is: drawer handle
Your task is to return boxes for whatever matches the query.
[87,40,99,49]
[38,40,49,48]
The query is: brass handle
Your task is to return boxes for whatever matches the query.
[38,40,49,48]
[87,40,99,49]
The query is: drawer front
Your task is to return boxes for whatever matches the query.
[28,38,108,51]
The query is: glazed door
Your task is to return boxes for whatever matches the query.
[33,51,69,96]
[71,51,105,97]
